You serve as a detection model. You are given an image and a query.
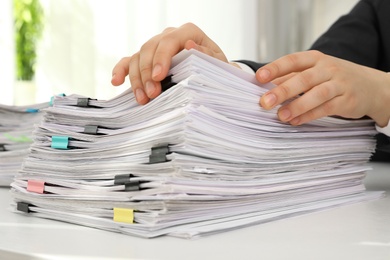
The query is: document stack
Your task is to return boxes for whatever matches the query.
[0,102,49,186]
[10,50,383,239]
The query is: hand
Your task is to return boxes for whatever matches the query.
[111,23,229,105]
[257,50,390,127]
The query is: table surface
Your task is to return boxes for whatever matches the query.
[1,162,390,260]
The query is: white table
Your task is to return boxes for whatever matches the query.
[1,162,389,260]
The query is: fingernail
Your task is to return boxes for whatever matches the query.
[135,88,146,103]
[145,81,156,97]
[279,109,291,121]
[152,64,162,79]
[259,69,270,81]
[262,93,276,108]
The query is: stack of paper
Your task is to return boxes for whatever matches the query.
[0,102,49,186]
[10,50,383,239]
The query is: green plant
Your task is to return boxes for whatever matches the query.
[14,0,44,81]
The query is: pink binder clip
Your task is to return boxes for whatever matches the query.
[27,180,45,194]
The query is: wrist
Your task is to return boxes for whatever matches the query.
[367,71,390,127]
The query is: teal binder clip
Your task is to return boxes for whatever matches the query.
[51,136,69,149]
[25,108,39,113]
[49,93,66,106]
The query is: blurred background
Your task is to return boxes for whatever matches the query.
[0,0,358,105]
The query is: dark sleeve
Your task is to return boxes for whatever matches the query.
[372,134,390,162]
[235,60,266,72]
[310,0,390,72]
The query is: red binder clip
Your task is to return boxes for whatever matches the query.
[27,180,45,194]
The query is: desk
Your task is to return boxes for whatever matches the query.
[1,162,389,260]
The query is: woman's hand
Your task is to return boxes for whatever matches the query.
[257,50,390,127]
[111,23,229,105]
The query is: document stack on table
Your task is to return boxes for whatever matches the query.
[0,102,49,186]
[10,49,383,239]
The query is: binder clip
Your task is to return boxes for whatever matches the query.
[114,174,135,185]
[124,181,141,191]
[0,144,6,152]
[77,98,91,107]
[113,208,134,224]
[114,174,141,191]
[27,180,45,194]
[25,108,39,113]
[49,93,66,106]
[76,97,98,108]
[17,202,31,213]
[161,75,176,92]
[51,136,69,149]
[84,125,99,135]
[149,144,170,163]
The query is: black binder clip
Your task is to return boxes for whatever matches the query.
[124,181,141,191]
[0,144,6,152]
[149,144,170,163]
[84,125,99,135]
[76,98,97,107]
[77,98,90,107]
[17,202,31,213]
[114,174,135,185]
[161,75,176,92]
[114,174,141,191]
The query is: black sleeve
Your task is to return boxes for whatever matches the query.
[310,0,390,72]
[235,60,266,72]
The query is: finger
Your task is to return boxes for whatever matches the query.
[256,50,323,83]
[184,40,228,63]
[271,72,296,85]
[276,81,341,122]
[138,34,164,99]
[260,65,331,110]
[128,53,149,105]
[152,23,225,82]
[111,56,131,86]
[288,96,344,125]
